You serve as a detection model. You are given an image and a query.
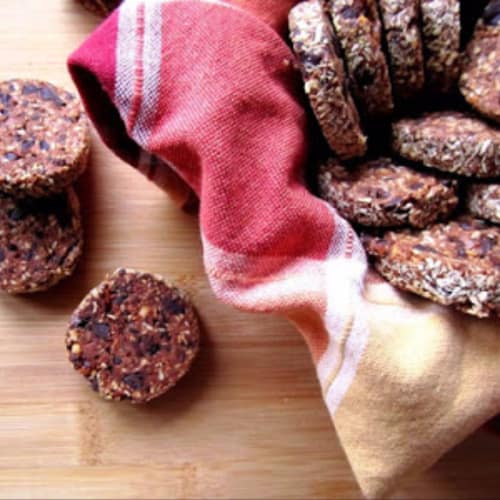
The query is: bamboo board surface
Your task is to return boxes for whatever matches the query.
[0,1,499,498]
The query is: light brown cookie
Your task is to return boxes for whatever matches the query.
[289,0,367,159]
[466,182,500,224]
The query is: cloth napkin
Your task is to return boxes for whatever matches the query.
[68,1,500,497]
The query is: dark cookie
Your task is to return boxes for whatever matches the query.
[392,111,500,178]
[318,157,458,228]
[289,0,367,159]
[66,269,200,403]
[75,0,121,16]
[0,79,89,198]
[466,182,500,224]
[363,216,500,317]
[325,0,394,117]
[0,188,83,293]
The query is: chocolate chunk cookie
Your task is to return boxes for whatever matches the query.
[392,111,500,178]
[289,0,367,159]
[0,79,90,198]
[76,0,121,16]
[363,217,500,317]
[459,1,500,124]
[0,188,83,293]
[466,182,500,224]
[420,0,461,93]
[378,0,426,101]
[318,157,458,228]
[324,0,394,118]
[66,269,200,403]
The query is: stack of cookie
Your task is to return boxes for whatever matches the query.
[289,0,499,318]
[0,79,90,293]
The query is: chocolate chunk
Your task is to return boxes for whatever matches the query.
[4,152,19,161]
[21,139,35,152]
[22,84,39,95]
[162,296,185,315]
[40,85,65,107]
[0,93,11,105]
[123,373,145,391]
[8,207,25,221]
[39,140,50,151]
[93,322,111,340]
[341,5,361,19]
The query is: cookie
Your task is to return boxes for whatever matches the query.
[466,182,500,224]
[66,269,200,403]
[324,0,394,118]
[0,79,89,198]
[318,157,458,228]
[420,0,461,93]
[0,188,83,294]
[289,0,367,159]
[459,1,500,124]
[363,217,500,317]
[392,111,500,178]
[378,0,426,101]
[75,0,121,16]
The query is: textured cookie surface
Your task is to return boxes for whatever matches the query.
[467,183,500,224]
[459,2,500,123]
[363,217,500,317]
[392,111,500,177]
[0,188,83,294]
[66,269,200,403]
[420,0,461,92]
[378,0,425,100]
[319,157,458,228]
[0,79,89,197]
[76,0,121,16]
[289,0,367,159]
[325,0,394,117]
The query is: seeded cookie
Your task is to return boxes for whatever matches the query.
[0,188,83,294]
[459,1,500,124]
[378,0,426,101]
[66,269,200,403]
[0,79,89,198]
[289,0,367,159]
[76,0,121,16]
[324,0,394,118]
[363,217,500,317]
[318,157,458,228]
[392,111,500,177]
[420,0,461,93]
[466,183,500,224]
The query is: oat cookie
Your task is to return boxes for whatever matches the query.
[324,0,394,117]
[392,111,500,177]
[459,1,500,124]
[0,188,83,294]
[0,79,89,198]
[420,0,461,93]
[289,0,367,159]
[66,269,200,403]
[378,0,426,101]
[466,182,500,224]
[363,217,500,317]
[76,0,121,16]
[318,157,458,228]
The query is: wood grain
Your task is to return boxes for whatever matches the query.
[0,1,499,498]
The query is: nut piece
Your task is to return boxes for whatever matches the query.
[0,188,83,294]
[466,182,500,224]
[363,217,500,317]
[324,0,394,117]
[459,1,500,123]
[318,157,458,228]
[66,268,200,403]
[0,79,90,198]
[392,111,500,178]
[288,0,367,159]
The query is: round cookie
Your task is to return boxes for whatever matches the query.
[0,188,83,294]
[76,0,121,16]
[324,0,394,118]
[289,0,367,159]
[0,79,90,198]
[66,269,200,403]
[420,0,461,93]
[466,182,500,224]
[378,0,426,101]
[362,216,500,318]
[459,1,500,124]
[392,111,500,178]
[318,157,458,228]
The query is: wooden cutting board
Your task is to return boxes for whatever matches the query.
[0,1,499,498]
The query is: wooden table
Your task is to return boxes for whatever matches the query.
[0,1,499,498]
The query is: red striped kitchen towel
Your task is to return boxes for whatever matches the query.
[68,1,500,497]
